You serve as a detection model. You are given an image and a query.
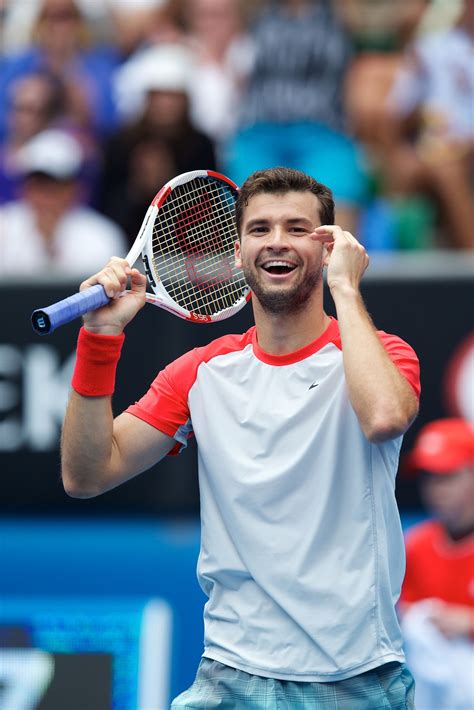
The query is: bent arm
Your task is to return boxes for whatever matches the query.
[315,225,419,442]
[332,285,419,442]
[61,395,175,498]
[60,257,175,497]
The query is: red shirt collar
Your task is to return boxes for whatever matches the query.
[252,317,340,366]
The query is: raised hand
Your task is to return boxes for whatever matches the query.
[80,257,147,335]
[311,225,369,294]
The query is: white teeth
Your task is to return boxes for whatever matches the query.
[262,261,295,268]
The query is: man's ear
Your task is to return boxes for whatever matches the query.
[235,239,242,268]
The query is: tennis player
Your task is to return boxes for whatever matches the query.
[62,167,420,708]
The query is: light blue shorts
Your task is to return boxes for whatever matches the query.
[223,122,369,206]
[171,658,415,709]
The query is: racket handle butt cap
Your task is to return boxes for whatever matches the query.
[31,283,110,335]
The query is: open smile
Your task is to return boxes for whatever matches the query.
[259,260,298,278]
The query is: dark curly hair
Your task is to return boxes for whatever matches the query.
[235,167,334,237]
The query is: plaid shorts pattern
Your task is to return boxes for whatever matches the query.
[171,658,415,709]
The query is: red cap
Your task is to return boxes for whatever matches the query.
[409,418,474,475]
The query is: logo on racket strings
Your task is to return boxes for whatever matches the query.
[185,254,233,291]
[176,192,224,255]
[175,191,233,291]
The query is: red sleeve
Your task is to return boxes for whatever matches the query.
[377,331,421,398]
[125,330,253,456]
[126,349,200,455]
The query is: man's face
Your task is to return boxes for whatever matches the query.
[10,76,53,140]
[23,174,76,217]
[421,467,474,529]
[146,90,188,129]
[235,191,325,314]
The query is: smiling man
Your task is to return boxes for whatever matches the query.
[61,167,420,709]
[237,192,324,314]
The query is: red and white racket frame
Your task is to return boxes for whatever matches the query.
[135,169,251,323]
[31,170,250,334]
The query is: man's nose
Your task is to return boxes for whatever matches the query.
[266,227,289,248]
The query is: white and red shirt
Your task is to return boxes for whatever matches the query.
[127,317,420,681]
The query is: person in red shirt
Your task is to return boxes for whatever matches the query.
[400,418,474,709]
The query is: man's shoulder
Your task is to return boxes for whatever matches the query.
[64,206,124,234]
[153,328,254,399]
[330,321,416,356]
[163,327,255,382]
[415,27,468,56]
[60,207,127,257]
[0,200,33,233]
[190,327,255,366]
[376,329,415,352]
[0,200,29,218]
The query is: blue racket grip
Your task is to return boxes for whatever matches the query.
[31,284,111,335]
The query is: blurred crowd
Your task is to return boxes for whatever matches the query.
[0,0,473,275]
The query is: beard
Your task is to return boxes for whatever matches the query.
[242,262,323,315]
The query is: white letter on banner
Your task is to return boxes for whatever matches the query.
[0,345,23,451]
[24,345,75,451]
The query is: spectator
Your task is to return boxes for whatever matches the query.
[98,134,178,248]
[0,0,120,142]
[342,0,431,251]
[400,418,474,710]
[343,0,427,150]
[100,43,215,245]
[0,72,66,204]
[183,0,255,147]
[108,0,186,60]
[223,0,369,233]
[0,129,127,276]
[382,0,474,250]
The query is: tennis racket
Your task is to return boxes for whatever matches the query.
[31,170,251,334]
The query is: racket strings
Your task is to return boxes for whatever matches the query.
[155,184,236,258]
[154,223,244,316]
[153,198,239,310]
[150,178,247,316]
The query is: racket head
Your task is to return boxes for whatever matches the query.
[142,170,251,323]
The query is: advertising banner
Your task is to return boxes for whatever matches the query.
[0,274,472,513]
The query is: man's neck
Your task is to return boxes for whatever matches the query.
[252,297,331,356]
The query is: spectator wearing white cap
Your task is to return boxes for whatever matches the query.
[98,43,216,246]
[400,418,474,710]
[113,43,195,124]
[0,129,127,276]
